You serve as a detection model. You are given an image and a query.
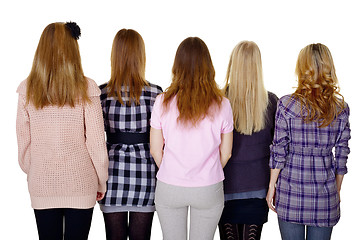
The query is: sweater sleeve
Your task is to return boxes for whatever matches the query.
[84,95,109,193]
[16,94,31,174]
[269,100,290,169]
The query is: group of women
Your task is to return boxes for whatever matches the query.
[16,22,351,240]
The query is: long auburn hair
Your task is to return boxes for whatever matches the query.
[293,43,345,127]
[26,22,89,109]
[163,37,223,126]
[224,41,268,135]
[106,29,148,105]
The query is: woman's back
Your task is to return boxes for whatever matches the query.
[223,92,278,194]
[151,94,233,187]
[274,94,350,153]
[100,82,162,133]
[270,94,350,227]
[17,77,108,209]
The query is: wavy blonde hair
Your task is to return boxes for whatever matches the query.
[26,22,89,109]
[224,41,268,135]
[106,29,148,105]
[163,37,223,127]
[293,43,345,127]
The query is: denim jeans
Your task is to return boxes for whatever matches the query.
[278,218,333,240]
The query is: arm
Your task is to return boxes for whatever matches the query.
[219,131,233,168]
[269,101,289,170]
[85,96,109,194]
[266,168,281,212]
[334,107,351,175]
[334,107,351,202]
[150,127,164,168]
[16,95,31,174]
[267,99,289,212]
[336,174,344,202]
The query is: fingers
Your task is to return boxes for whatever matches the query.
[266,187,277,213]
[267,199,277,213]
[96,192,105,201]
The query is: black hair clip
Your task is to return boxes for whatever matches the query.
[65,21,81,40]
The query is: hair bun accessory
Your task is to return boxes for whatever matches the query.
[65,21,81,40]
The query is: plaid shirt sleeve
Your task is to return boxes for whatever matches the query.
[334,105,351,175]
[270,99,290,169]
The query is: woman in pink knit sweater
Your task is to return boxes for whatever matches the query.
[16,22,109,240]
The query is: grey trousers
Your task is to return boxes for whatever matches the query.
[155,180,224,240]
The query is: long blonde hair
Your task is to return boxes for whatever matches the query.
[293,43,345,127]
[224,41,268,135]
[163,37,223,127]
[106,29,148,105]
[26,22,89,109]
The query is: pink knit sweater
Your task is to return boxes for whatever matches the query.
[16,77,109,210]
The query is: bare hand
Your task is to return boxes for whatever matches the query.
[96,192,105,201]
[266,186,277,213]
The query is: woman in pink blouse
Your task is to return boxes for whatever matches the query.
[150,37,233,240]
[16,22,108,240]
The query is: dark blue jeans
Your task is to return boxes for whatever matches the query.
[34,208,94,240]
[278,218,333,240]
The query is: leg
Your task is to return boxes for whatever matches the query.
[102,212,128,240]
[155,181,188,240]
[34,208,64,240]
[306,225,333,240]
[129,211,154,240]
[64,208,94,240]
[241,224,263,240]
[156,204,188,240]
[189,182,224,240]
[218,222,240,240]
[278,218,305,240]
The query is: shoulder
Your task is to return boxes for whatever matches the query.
[276,94,302,118]
[267,91,279,109]
[220,97,232,113]
[85,77,101,97]
[338,100,350,119]
[221,96,230,105]
[145,81,163,94]
[268,91,279,103]
[154,93,165,103]
[99,82,108,91]
[16,79,28,96]
[278,94,297,107]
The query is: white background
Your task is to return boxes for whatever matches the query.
[1,0,359,239]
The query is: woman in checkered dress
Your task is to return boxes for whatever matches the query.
[266,43,351,240]
[98,29,162,240]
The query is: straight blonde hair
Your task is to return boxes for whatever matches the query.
[224,41,268,135]
[163,37,223,127]
[26,22,89,109]
[293,43,345,127]
[106,29,148,105]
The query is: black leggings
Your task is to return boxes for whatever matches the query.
[103,211,154,240]
[219,223,263,240]
[34,208,94,240]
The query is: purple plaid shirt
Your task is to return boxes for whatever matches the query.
[270,95,351,227]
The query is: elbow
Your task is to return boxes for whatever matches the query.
[150,147,156,159]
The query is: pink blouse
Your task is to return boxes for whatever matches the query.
[151,94,233,187]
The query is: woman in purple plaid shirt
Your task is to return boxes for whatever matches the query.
[266,43,351,240]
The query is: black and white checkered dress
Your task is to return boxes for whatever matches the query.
[98,82,162,212]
